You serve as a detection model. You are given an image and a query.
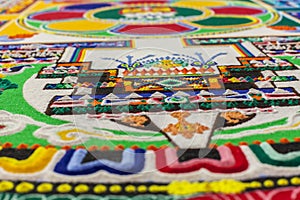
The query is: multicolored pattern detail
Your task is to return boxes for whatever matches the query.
[0,0,298,40]
[0,1,299,198]
[0,0,36,14]
[0,143,300,197]
[263,0,300,24]
[0,36,298,150]
[0,177,297,197]
[21,1,277,37]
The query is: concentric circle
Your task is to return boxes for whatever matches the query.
[21,1,279,37]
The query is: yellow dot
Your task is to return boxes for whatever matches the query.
[109,185,122,193]
[167,181,191,195]
[74,184,89,193]
[149,185,159,193]
[137,185,147,193]
[37,183,53,193]
[125,185,136,193]
[249,181,262,188]
[277,179,289,186]
[56,184,72,193]
[0,181,14,192]
[291,177,300,185]
[15,182,34,193]
[93,184,107,194]
[263,180,274,188]
[158,185,168,192]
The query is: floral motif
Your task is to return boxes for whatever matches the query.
[163,112,209,139]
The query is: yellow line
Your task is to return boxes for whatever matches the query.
[79,49,87,62]
[232,44,247,57]
[58,129,114,141]
[0,15,19,21]
[263,121,300,133]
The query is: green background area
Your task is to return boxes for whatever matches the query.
[214,118,288,135]
[0,65,171,148]
[212,117,300,146]
[212,128,300,146]
[272,16,300,27]
[277,56,300,66]
[0,64,66,125]
[193,17,253,27]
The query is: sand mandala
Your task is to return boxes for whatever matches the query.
[20,1,279,37]
[0,0,298,200]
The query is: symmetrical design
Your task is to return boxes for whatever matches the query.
[0,0,298,39]
[0,36,297,150]
[21,1,276,37]
[0,2,299,198]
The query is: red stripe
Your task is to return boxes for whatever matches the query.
[31,11,84,21]
[122,0,168,4]
[115,24,193,35]
[76,49,84,62]
[155,146,248,173]
[212,7,265,15]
